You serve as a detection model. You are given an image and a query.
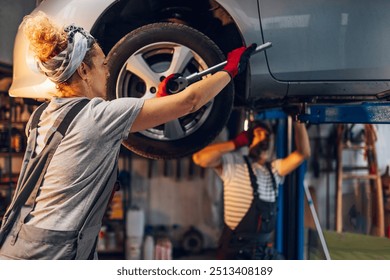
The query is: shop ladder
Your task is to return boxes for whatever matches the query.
[335,124,385,237]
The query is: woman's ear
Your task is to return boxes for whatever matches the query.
[76,62,89,81]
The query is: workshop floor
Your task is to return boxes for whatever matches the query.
[324,230,390,260]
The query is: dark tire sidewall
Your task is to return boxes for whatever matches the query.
[106,22,234,159]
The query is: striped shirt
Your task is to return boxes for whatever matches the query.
[220,152,284,230]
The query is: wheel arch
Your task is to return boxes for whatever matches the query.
[91,0,247,105]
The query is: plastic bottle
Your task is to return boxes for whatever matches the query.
[20,104,30,122]
[155,237,172,260]
[11,127,24,153]
[125,207,145,259]
[142,227,155,260]
[97,226,107,251]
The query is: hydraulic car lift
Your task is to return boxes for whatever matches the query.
[177,39,390,259]
[255,109,306,260]
[255,101,390,260]
[298,102,390,124]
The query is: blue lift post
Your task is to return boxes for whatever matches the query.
[298,102,390,124]
[255,109,306,260]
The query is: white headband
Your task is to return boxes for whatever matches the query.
[37,24,95,83]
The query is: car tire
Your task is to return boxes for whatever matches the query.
[106,22,234,159]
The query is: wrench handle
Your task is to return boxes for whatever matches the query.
[168,42,272,93]
[187,41,272,83]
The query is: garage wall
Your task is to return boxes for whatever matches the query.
[129,156,223,249]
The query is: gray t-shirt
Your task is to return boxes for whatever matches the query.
[24,97,144,231]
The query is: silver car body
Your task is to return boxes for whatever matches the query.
[10,0,390,102]
[12,0,269,99]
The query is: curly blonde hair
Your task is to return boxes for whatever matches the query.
[21,12,99,96]
[22,11,68,63]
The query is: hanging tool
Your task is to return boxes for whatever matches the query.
[167,42,272,93]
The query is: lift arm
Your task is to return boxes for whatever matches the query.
[297,102,390,124]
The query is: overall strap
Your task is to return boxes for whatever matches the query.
[24,99,90,207]
[264,162,277,195]
[2,102,49,220]
[12,102,49,196]
[242,157,278,251]
[29,99,89,135]
[0,99,89,246]
[243,156,259,196]
[30,102,49,131]
[243,156,277,198]
[56,99,89,136]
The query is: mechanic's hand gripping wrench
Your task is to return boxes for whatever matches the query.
[167,42,272,94]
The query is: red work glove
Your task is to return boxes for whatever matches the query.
[156,73,181,97]
[232,130,250,149]
[222,43,257,78]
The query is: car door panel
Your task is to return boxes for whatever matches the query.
[259,0,390,81]
[258,0,390,98]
